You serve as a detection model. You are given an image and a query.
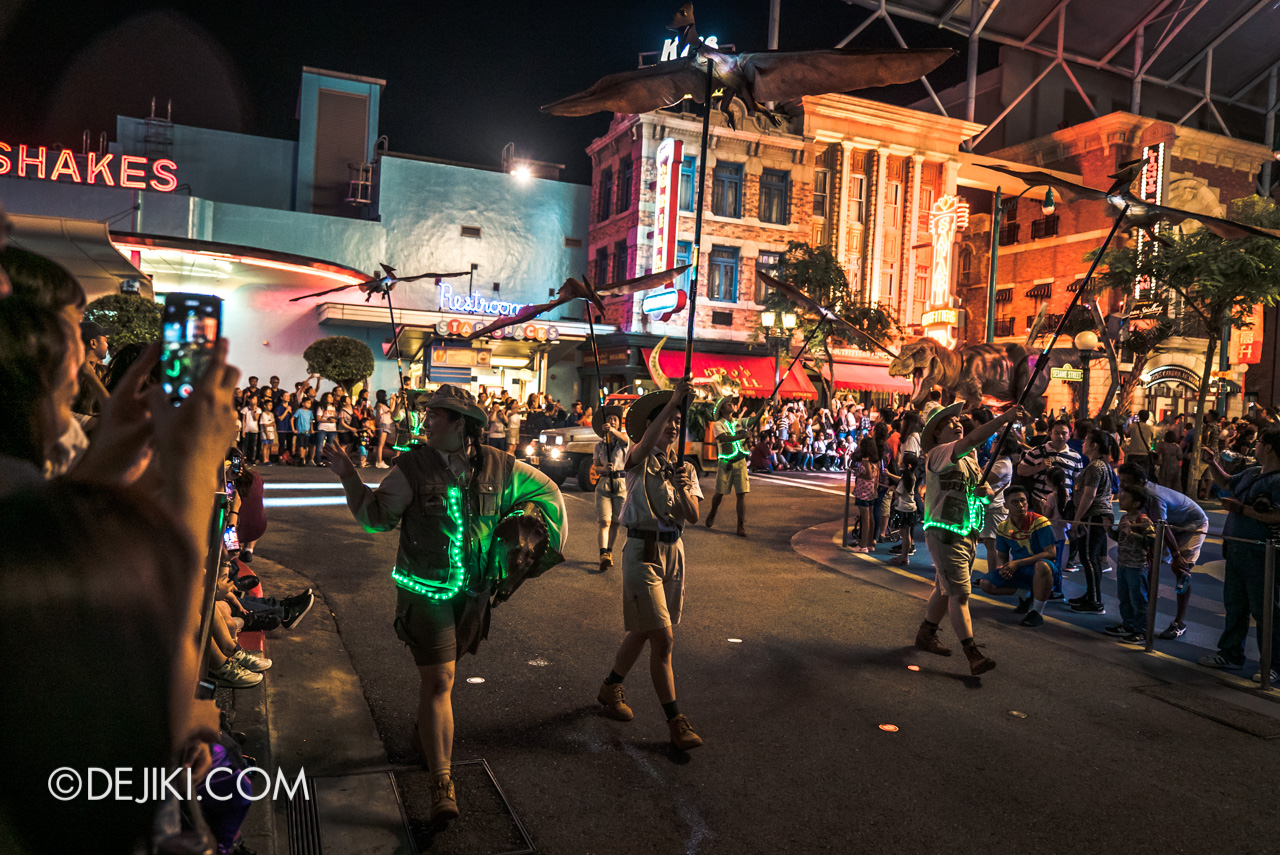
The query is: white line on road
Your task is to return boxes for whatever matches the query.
[752,473,847,496]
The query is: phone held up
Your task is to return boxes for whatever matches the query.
[160,293,222,405]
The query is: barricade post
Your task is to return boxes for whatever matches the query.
[1145,520,1165,653]
[1262,539,1275,691]
[842,463,853,546]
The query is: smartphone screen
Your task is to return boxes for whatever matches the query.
[161,293,222,405]
[222,525,241,553]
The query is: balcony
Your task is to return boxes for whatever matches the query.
[998,222,1020,246]
[1031,214,1060,240]
[994,318,1015,337]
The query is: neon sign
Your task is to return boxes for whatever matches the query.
[653,138,683,275]
[924,195,968,348]
[439,282,525,317]
[659,35,719,62]
[435,316,558,342]
[1134,142,1165,296]
[641,288,687,318]
[0,143,177,192]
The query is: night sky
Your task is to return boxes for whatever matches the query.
[1,0,994,184]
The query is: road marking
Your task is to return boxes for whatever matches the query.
[752,474,847,496]
[263,496,348,507]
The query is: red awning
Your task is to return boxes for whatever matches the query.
[642,348,818,400]
[817,360,915,393]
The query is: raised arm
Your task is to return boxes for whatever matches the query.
[626,379,689,470]
[955,407,1024,463]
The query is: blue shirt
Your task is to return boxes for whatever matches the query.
[293,408,314,433]
[996,512,1057,563]
[1222,467,1280,545]
[1144,482,1208,532]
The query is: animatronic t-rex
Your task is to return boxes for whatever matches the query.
[887,338,1072,417]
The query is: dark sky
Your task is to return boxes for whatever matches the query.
[1,0,993,184]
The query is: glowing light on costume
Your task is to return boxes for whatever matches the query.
[391,485,469,600]
[921,492,989,537]
[716,418,749,462]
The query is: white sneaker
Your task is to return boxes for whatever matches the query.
[375,462,390,469]
[1250,669,1279,684]
[232,647,272,673]
[210,658,263,688]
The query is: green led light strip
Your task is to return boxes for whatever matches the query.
[922,493,991,537]
[717,419,749,462]
[392,411,426,452]
[391,484,468,600]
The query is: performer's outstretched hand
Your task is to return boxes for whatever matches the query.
[322,443,356,479]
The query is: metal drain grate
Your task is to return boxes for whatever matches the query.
[394,760,535,855]
[285,775,323,855]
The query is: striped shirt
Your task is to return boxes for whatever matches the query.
[1021,442,1084,504]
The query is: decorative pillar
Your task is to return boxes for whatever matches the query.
[869,147,889,304]
[905,153,924,325]
[838,140,854,266]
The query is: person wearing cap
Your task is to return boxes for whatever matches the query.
[71,319,112,417]
[704,395,750,537]
[322,384,566,826]
[592,403,629,573]
[596,380,705,751]
[913,402,1025,676]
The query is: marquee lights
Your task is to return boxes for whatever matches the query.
[0,142,178,192]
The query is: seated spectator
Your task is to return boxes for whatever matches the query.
[977,486,1057,627]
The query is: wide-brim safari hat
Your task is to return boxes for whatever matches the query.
[713,395,740,421]
[592,404,626,439]
[920,402,963,453]
[625,390,675,443]
[421,384,487,426]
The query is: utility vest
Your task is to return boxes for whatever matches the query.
[391,444,515,600]
[715,419,749,464]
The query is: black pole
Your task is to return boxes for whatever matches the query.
[764,324,823,405]
[978,204,1130,486]
[677,53,716,455]
[586,305,606,410]
[383,284,407,393]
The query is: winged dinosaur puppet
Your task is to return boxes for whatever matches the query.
[756,270,896,358]
[463,265,691,341]
[980,161,1280,242]
[289,262,471,303]
[542,3,954,130]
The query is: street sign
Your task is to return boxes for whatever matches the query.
[1051,367,1083,382]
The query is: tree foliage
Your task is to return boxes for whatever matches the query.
[303,336,375,393]
[759,241,897,403]
[83,293,162,351]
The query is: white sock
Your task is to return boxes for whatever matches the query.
[1031,599,1047,613]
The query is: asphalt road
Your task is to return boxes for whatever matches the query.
[254,462,1280,855]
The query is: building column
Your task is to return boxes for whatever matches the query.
[837,140,854,270]
[869,146,889,304]
[904,154,925,328]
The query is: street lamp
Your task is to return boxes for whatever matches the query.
[1074,329,1099,420]
[761,309,798,387]
[986,185,1056,343]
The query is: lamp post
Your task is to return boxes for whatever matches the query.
[987,186,1056,343]
[1074,329,1099,420]
[760,309,798,388]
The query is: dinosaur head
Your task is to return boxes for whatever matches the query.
[888,338,946,405]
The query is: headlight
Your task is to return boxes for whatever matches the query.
[525,444,537,456]
[548,447,562,459]
[555,436,564,445]
[539,434,547,444]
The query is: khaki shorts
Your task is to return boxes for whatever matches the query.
[621,534,685,632]
[925,529,977,597]
[595,484,625,524]
[716,458,750,495]
[393,587,460,666]
[1175,528,1207,567]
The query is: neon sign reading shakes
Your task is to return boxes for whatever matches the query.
[438,282,525,317]
[0,143,177,192]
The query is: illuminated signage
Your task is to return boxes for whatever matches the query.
[431,347,491,368]
[1234,304,1264,365]
[920,309,959,327]
[0,142,177,192]
[439,282,525,316]
[653,138,683,274]
[435,316,558,342]
[1050,367,1083,382]
[1134,142,1165,295]
[927,195,968,309]
[659,35,719,61]
[641,287,687,319]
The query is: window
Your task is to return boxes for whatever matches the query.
[616,157,633,215]
[759,169,790,224]
[813,168,830,218]
[711,162,743,218]
[675,241,693,290]
[1026,281,1052,299]
[849,175,866,223]
[918,186,935,231]
[1004,201,1018,222]
[711,310,733,326]
[564,237,582,248]
[1031,214,1060,240]
[678,156,696,212]
[612,240,629,283]
[597,167,613,222]
[995,287,1013,303]
[755,251,781,301]
[594,247,609,286]
[994,318,1015,337]
[958,246,974,282]
[885,181,903,229]
[460,225,482,238]
[998,222,1020,246]
[708,245,739,302]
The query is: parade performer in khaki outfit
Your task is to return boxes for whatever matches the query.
[705,394,750,537]
[596,381,705,750]
[592,403,629,574]
[323,385,566,825]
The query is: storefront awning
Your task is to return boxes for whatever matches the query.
[8,214,152,301]
[642,347,818,400]
[817,360,914,393]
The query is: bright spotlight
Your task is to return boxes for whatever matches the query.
[511,165,532,181]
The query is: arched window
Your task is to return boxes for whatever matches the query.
[958,246,974,282]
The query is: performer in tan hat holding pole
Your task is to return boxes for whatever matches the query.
[705,394,750,537]
[592,403,629,573]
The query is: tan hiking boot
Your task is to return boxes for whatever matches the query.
[597,681,634,721]
[429,773,459,824]
[964,643,996,676]
[597,552,612,574]
[667,714,703,751]
[914,621,952,657]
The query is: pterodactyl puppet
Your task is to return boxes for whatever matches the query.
[756,270,896,358]
[289,263,471,303]
[463,265,692,341]
[542,3,954,130]
[980,161,1280,242]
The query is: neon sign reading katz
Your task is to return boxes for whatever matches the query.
[439,282,525,317]
[0,142,178,192]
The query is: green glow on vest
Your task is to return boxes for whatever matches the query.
[922,491,990,537]
[391,484,469,599]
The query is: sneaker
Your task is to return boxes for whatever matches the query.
[429,774,459,825]
[1159,621,1187,640]
[374,462,390,469]
[209,658,263,688]
[889,543,904,554]
[232,647,272,673]
[1067,594,1089,606]
[1013,597,1030,614]
[595,552,612,574]
[239,549,254,564]
[1121,632,1147,644]
[667,714,703,750]
[1070,601,1105,614]
[1104,624,1130,636]
[1250,670,1280,684]
[964,643,997,675]
[596,682,634,721]
[280,589,315,630]
[1048,591,1066,602]
[914,622,952,657]
[1197,652,1245,670]
[1020,610,1044,627]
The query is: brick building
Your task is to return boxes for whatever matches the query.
[956,112,1274,419]
[582,95,982,405]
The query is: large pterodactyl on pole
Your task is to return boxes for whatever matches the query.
[544,2,953,430]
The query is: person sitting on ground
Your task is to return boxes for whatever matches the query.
[207,561,273,689]
[978,485,1058,627]
[1104,485,1156,644]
